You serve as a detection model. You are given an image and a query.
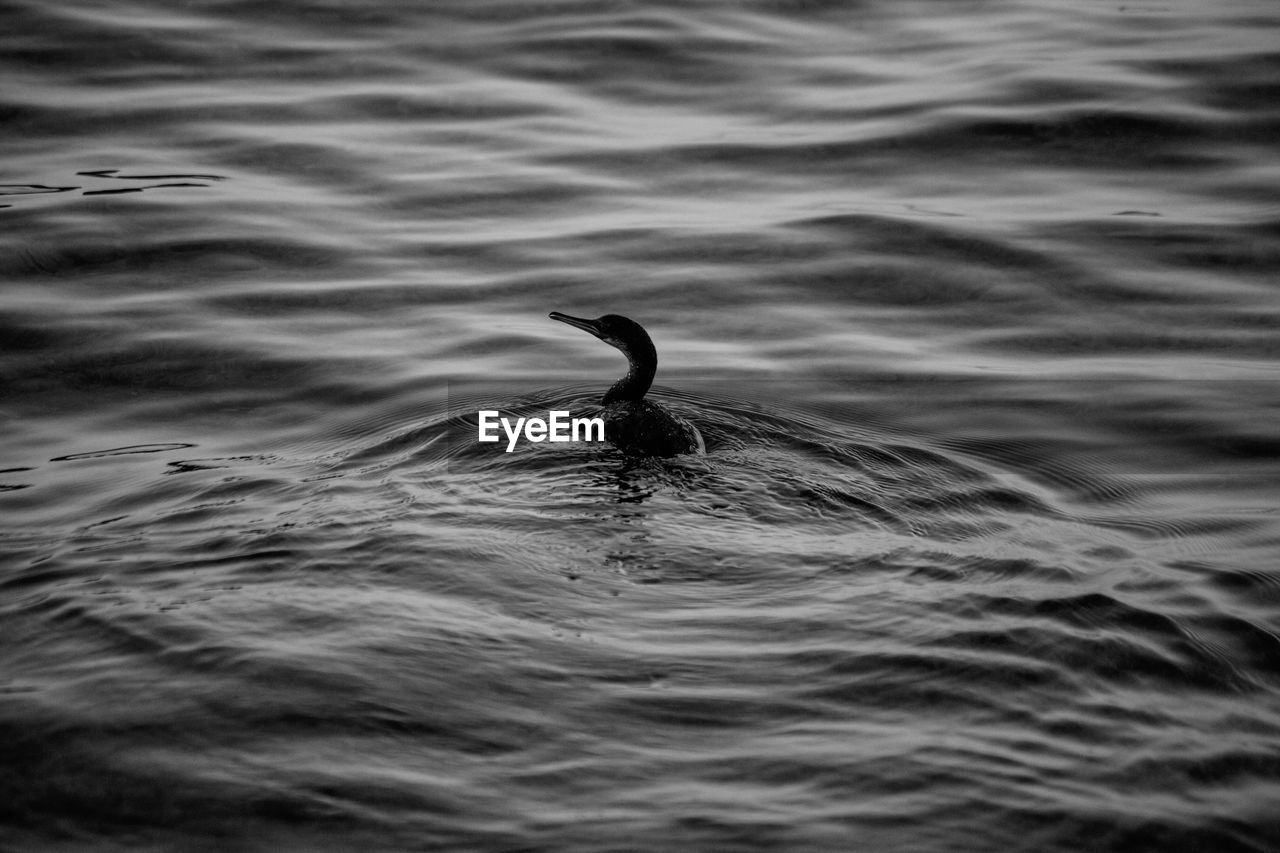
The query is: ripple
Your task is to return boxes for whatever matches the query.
[51,444,196,462]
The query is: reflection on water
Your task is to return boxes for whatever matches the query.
[3,0,1280,850]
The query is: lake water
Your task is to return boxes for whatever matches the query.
[3,1,1280,850]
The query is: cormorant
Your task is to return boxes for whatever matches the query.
[549,312,705,457]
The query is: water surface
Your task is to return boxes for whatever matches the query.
[3,1,1280,850]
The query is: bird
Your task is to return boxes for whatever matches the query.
[549,312,705,457]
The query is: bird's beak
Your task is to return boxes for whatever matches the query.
[549,311,602,339]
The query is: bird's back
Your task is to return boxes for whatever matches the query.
[602,400,704,457]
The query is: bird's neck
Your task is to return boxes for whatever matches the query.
[602,343,656,404]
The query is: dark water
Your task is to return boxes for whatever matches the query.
[4,1,1280,850]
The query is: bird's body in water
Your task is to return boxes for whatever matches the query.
[549,312,705,458]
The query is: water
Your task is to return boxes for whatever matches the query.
[3,1,1280,850]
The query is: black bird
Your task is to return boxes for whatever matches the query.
[550,312,705,457]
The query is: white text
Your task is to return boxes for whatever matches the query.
[477,410,605,452]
